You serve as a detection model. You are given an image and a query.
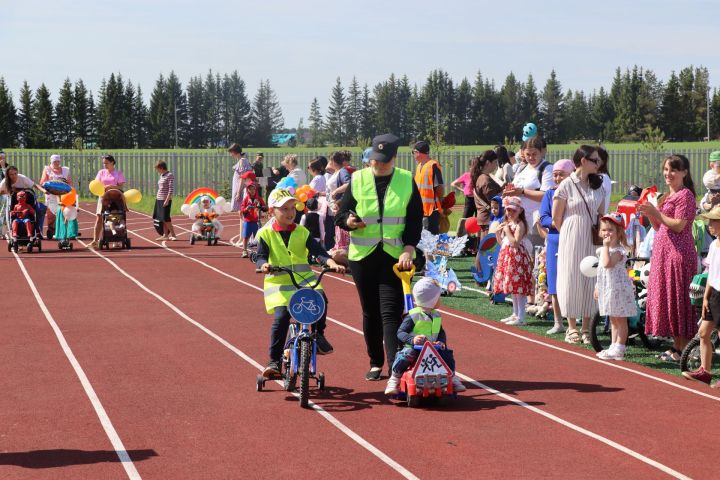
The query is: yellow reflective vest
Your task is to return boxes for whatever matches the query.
[405,307,442,347]
[348,167,413,261]
[258,225,322,313]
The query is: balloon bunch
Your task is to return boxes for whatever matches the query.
[276,176,297,194]
[88,180,143,204]
[60,188,78,220]
[180,197,232,219]
[293,185,317,212]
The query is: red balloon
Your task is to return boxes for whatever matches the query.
[465,216,480,234]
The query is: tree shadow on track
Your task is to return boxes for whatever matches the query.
[478,380,623,395]
[0,449,158,468]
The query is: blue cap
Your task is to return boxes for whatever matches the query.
[361,147,373,164]
[522,122,538,142]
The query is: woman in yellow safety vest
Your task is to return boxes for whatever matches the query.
[335,133,424,381]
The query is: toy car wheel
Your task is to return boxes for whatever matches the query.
[125,239,131,249]
[12,243,19,253]
[446,281,457,294]
[207,237,212,246]
[318,372,325,391]
[7,241,11,252]
[190,236,196,245]
[36,239,42,252]
[27,244,33,253]
[58,241,63,250]
[213,238,218,246]
[256,375,264,392]
[69,243,74,251]
[406,394,420,408]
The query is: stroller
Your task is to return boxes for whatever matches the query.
[5,189,42,253]
[99,188,131,250]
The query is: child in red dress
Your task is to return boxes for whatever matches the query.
[494,196,533,326]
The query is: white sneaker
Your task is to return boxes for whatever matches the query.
[506,317,526,326]
[451,375,466,392]
[500,315,517,323]
[599,346,625,361]
[546,325,565,335]
[384,375,401,395]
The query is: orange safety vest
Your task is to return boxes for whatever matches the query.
[415,160,442,216]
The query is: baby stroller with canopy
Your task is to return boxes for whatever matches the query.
[6,189,42,253]
[99,188,130,250]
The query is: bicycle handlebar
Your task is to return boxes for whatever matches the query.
[266,266,336,290]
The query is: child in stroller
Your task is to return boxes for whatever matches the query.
[7,189,42,253]
[99,188,130,249]
[191,196,223,245]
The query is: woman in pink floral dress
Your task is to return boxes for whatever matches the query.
[637,154,698,362]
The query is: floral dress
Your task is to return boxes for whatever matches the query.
[493,222,533,295]
[645,188,698,338]
[595,245,637,317]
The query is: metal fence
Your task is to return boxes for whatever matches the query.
[5,148,716,199]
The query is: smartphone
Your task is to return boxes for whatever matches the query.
[348,210,363,222]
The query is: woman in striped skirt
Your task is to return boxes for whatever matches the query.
[553,146,606,344]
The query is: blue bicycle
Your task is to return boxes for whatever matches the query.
[256,266,334,408]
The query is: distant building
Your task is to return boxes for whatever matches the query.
[271,133,297,146]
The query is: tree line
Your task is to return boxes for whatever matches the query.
[0,66,717,149]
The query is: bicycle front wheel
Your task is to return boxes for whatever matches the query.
[299,338,312,408]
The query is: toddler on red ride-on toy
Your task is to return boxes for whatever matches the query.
[384,277,466,395]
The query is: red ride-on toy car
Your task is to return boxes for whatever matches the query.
[397,341,455,407]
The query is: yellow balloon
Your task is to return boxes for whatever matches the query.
[89,179,105,197]
[295,202,305,212]
[124,189,142,204]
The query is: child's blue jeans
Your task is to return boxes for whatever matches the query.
[391,345,456,376]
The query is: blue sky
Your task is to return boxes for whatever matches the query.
[2,0,719,126]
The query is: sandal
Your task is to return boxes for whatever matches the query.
[565,329,581,344]
[581,331,592,345]
[656,348,681,362]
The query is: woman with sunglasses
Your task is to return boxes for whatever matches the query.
[552,145,606,345]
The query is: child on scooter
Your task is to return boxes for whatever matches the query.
[257,188,345,378]
[192,196,223,238]
[384,277,466,395]
[683,207,720,387]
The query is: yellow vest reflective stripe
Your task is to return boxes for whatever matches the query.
[415,160,441,216]
[406,307,442,347]
[348,167,413,261]
[258,225,322,313]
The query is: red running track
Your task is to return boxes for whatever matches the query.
[0,206,717,479]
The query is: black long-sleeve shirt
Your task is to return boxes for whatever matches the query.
[255,229,331,269]
[334,169,423,248]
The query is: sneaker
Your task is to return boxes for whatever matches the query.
[315,335,334,355]
[506,318,526,326]
[262,360,281,378]
[598,346,625,361]
[500,315,517,323]
[384,375,401,395]
[682,367,712,385]
[451,375,466,392]
[241,250,249,258]
[546,325,565,335]
[365,367,382,381]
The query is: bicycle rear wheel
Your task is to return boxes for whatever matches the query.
[299,338,311,408]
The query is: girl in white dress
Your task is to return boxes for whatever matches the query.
[594,212,637,360]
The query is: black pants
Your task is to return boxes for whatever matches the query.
[324,214,336,250]
[349,248,404,369]
[422,211,440,234]
[462,195,476,219]
[269,300,327,362]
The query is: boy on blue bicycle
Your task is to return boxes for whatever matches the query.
[257,188,345,378]
[384,277,466,395]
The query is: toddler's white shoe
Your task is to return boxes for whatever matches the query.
[506,317,526,326]
[546,325,565,335]
[500,315,517,323]
[451,375,466,392]
[384,375,401,395]
[598,346,625,361]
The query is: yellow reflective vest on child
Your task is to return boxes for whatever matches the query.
[405,306,442,347]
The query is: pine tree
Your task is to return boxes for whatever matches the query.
[358,84,375,141]
[308,97,324,147]
[564,90,589,140]
[660,72,681,140]
[326,77,346,145]
[345,77,361,145]
[677,67,696,141]
[18,81,33,148]
[693,66,710,139]
[710,88,720,140]
[0,77,18,147]
[397,75,415,144]
[132,86,148,148]
[30,83,54,148]
[186,75,206,147]
[589,87,613,142]
[87,92,97,147]
[296,117,306,145]
[223,71,252,146]
[251,80,284,147]
[520,74,540,125]
[55,78,75,148]
[539,70,564,143]
[453,78,473,145]
[500,73,522,140]
[73,79,90,147]
[166,71,188,147]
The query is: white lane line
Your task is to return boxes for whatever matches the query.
[12,252,142,480]
[314,270,720,403]
[122,228,691,479]
[74,236,416,480]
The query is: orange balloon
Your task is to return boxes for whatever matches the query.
[298,192,308,203]
[61,188,77,207]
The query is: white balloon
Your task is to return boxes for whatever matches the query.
[63,206,78,221]
[579,256,599,278]
[180,203,190,215]
[188,203,200,219]
[223,202,233,213]
[215,196,226,205]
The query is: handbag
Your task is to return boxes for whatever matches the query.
[572,181,603,246]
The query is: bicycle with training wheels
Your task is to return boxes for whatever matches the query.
[255,266,335,408]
